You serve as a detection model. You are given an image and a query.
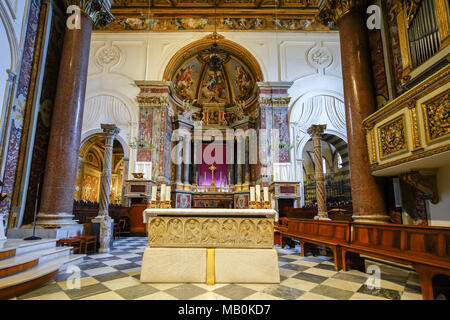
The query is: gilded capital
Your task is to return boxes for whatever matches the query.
[317,0,368,26]
[307,124,327,138]
[63,0,115,27]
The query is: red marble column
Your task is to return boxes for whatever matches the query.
[337,9,389,222]
[36,14,93,226]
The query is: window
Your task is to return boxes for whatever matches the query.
[322,157,327,174]
[337,153,343,169]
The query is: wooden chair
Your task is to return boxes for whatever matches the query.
[57,236,83,254]
[113,218,127,239]
[77,225,97,254]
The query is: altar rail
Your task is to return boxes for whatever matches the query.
[278,218,450,300]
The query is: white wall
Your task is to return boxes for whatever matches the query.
[428,163,450,227]
[86,31,344,180]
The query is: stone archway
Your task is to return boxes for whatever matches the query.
[301,133,351,206]
[76,133,125,205]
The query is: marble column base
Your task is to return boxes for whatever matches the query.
[140,247,280,284]
[92,216,114,253]
[35,213,78,226]
[6,224,84,240]
[352,214,390,224]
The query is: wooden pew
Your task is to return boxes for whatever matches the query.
[280,219,351,270]
[274,217,288,246]
[340,222,450,300]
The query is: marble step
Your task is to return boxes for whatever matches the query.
[0,247,74,278]
[59,254,86,271]
[0,239,57,259]
[0,255,85,299]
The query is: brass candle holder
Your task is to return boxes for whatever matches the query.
[256,201,262,209]
[249,201,257,209]
[148,200,158,209]
[263,201,271,209]
[160,200,172,208]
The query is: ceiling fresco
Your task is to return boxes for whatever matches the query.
[95,0,336,32]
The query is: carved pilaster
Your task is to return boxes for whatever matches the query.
[363,122,378,165]
[63,0,115,27]
[407,99,423,152]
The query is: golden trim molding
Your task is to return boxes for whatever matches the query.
[317,0,368,26]
[363,66,449,126]
[396,7,411,78]
[434,0,450,47]
[371,145,450,172]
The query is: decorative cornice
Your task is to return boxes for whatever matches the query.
[63,0,115,27]
[317,0,368,26]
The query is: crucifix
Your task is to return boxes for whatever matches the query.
[209,164,216,186]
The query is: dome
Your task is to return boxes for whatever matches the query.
[166,36,263,106]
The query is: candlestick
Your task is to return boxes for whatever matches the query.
[160,184,166,202]
[166,186,171,203]
[255,185,261,202]
[151,186,157,201]
[263,187,269,202]
[250,187,255,202]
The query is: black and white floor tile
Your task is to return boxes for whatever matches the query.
[9,237,423,300]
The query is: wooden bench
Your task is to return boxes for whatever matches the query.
[341,222,450,300]
[280,219,351,270]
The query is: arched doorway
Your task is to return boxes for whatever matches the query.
[302,133,351,205]
[75,134,125,204]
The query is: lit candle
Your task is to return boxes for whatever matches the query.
[255,185,261,202]
[151,186,157,201]
[166,186,171,202]
[263,187,269,202]
[219,171,222,187]
[204,171,207,185]
[160,184,166,201]
[250,187,255,202]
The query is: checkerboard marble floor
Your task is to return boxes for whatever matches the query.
[9,237,423,300]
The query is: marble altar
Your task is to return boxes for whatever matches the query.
[140,208,280,284]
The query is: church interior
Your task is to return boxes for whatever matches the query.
[0,0,449,301]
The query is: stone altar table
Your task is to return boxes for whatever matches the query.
[141,208,280,284]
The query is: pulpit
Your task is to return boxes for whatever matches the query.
[140,208,280,284]
[124,179,156,235]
